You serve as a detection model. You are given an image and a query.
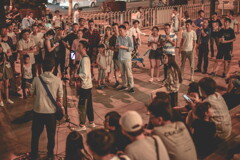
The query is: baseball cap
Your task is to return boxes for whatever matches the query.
[119,111,143,132]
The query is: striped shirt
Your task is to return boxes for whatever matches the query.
[161,33,177,55]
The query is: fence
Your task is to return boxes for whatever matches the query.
[81,3,211,29]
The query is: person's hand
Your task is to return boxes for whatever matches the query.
[55,42,59,47]
[166,35,170,41]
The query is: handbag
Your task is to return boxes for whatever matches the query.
[39,76,64,121]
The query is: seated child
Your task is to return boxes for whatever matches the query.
[22,55,33,98]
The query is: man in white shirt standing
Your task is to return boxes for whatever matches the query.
[30,58,63,160]
[179,20,197,82]
[75,40,95,131]
[52,10,62,28]
[73,8,82,24]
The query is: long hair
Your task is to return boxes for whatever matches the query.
[65,131,88,160]
[166,54,182,83]
[104,26,112,41]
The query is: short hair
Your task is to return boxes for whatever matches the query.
[212,12,218,16]
[78,18,85,22]
[37,23,43,27]
[229,10,234,16]
[21,29,31,35]
[118,25,126,30]
[31,24,38,29]
[55,10,60,13]
[198,10,204,15]
[98,44,105,48]
[79,40,89,50]
[185,19,192,25]
[173,7,178,11]
[225,18,232,23]
[152,26,159,31]
[124,21,129,25]
[23,54,30,60]
[137,7,142,11]
[164,23,171,27]
[72,23,79,27]
[111,23,118,27]
[87,129,115,156]
[154,91,171,103]
[198,77,216,96]
[188,82,200,94]
[88,19,94,24]
[148,101,173,121]
[133,20,140,25]
[42,57,55,72]
[66,131,84,159]
[195,102,211,120]
[77,7,83,11]
[105,111,121,129]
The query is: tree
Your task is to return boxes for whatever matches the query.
[0,1,6,29]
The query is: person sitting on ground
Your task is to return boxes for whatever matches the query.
[198,77,232,140]
[87,129,130,160]
[65,131,92,160]
[22,54,33,99]
[104,111,131,152]
[149,101,197,160]
[191,102,217,158]
[120,110,170,160]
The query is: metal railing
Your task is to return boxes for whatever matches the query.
[81,3,211,28]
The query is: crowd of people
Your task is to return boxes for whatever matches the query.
[1,4,240,160]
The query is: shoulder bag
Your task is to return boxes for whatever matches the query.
[39,76,64,121]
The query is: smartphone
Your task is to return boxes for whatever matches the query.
[183,94,193,103]
[70,50,76,60]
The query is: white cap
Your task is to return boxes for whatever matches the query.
[119,111,143,132]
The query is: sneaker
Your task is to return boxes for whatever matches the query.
[88,122,96,128]
[209,72,216,76]
[0,101,4,107]
[149,78,153,83]
[96,85,103,90]
[102,83,108,88]
[194,69,201,72]
[7,99,14,104]
[128,88,135,93]
[73,125,87,131]
[118,86,127,91]
[222,73,226,78]
[113,81,120,88]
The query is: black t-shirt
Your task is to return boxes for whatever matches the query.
[209,19,222,37]
[219,28,235,49]
[192,119,217,157]
[109,34,118,60]
[63,32,78,48]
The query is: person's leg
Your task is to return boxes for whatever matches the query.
[124,60,134,89]
[119,60,127,88]
[164,64,167,80]
[78,88,88,125]
[4,80,9,100]
[210,36,214,57]
[224,60,231,76]
[187,51,194,81]
[203,46,209,73]
[180,51,187,78]
[0,81,3,102]
[86,89,94,122]
[197,47,203,71]
[156,59,161,80]
[149,59,155,81]
[45,114,56,158]
[31,112,45,158]
[97,68,102,86]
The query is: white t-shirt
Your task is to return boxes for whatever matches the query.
[53,15,61,27]
[17,38,36,64]
[0,42,11,53]
[23,64,33,79]
[73,10,80,24]
[79,56,93,89]
[181,30,197,52]
[30,33,44,55]
[125,136,170,160]
[152,122,198,160]
[148,35,159,50]
[229,18,239,30]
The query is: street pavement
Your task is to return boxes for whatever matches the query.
[0,18,240,160]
